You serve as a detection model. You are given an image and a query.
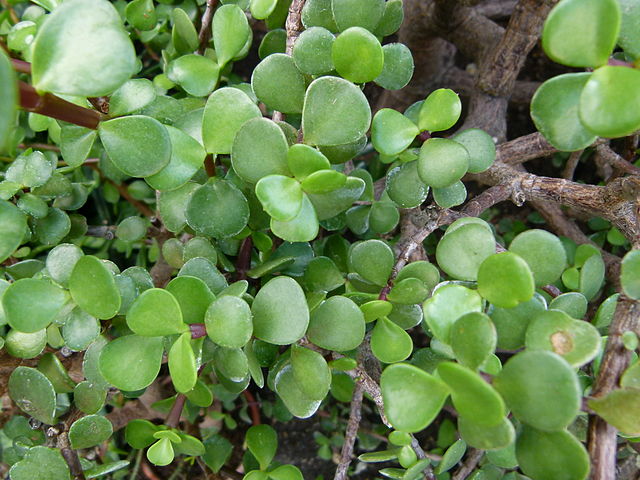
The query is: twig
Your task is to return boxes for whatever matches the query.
[242,389,262,426]
[334,381,364,480]
[87,164,155,218]
[588,298,640,480]
[129,449,144,480]
[596,144,640,176]
[57,431,87,480]
[235,236,253,281]
[271,0,305,123]
[562,150,583,180]
[197,0,219,55]
[141,459,162,480]
[19,81,102,130]
[451,448,484,480]
[165,394,187,429]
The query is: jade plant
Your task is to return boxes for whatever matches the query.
[0,0,639,479]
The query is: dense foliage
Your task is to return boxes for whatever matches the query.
[0,0,639,479]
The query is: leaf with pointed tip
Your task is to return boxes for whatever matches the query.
[371,317,414,364]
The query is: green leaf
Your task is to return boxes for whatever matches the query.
[125,419,160,449]
[450,312,497,370]
[491,296,546,350]
[369,201,400,234]
[494,350,580,431]
[270,194,320,242]
[179,257,227,294]
[147,438,175,467]
[99,116,171,177]
[525,309,601,367]
[145,125,206,191]
[579,252,605,301]
[69,415,113,449]
[251,276,309,345]
[6,151,53,188]
[374,43,414,91]
[319,136,367,164]
[34,208,71,246]
[300,170,347,194]
[268,464,303,480]
[252,54,306,113]
[477,252,535,308]
[436,439,466,474]
[508,229,567,286]
[303,256,345,292]
[206,296,253,348]
[621,250,640,299]
[167,54,220,97]
[292,26,335,75]
[307,295,365,351]
[331,0,385,31]
[84,461,130,479]
[0,200,26,263]
[171,8,199,55]
[74,381,106,414]
[37,352,76,393]
[422,284,482,343]
[287,145,332,180]
[186,178,249,238]
[302,76,372,146]
[516,426,589,480]
[99,335,164,391]
[374,0,404,36]
[332,27,384,83]
[5,329,46,359]
[127,288,186,337]
[4,278,67,333]
[0,49,17,151]
[588,388,640,435]
[203,435,233,473]
[381,363,450,433]
[231,117,291,183]
[69,256,121,320]
[60,126,98,168]
[246,424,278,470]
[371,109,419,156]
[275,364,322,418]
[213,4,252,66]
[542,0,620,68]
[9,446,70,480]
[386,161,429,208]
[169,332,197,393]
[125,0,157,31]
[109,79,156,117]
[436,219,495,281]
[458,416,515,451]
[418,138,469,188]
[418,89,462,132]
[437,362,506,427]
[259,28,286,58]
[530,73,596,151]
[117,216,147,242]
[291,344,331,400]
[371,316,414,363]
[251,0,278,19]
[8,366,57,424]
[349,239,394,286]
[451,128,496,173]
[158,182,199,233]
[618,0,640,58]
[433,181,467,209]
[549,292,588,319]
[579,66,640,138]
[302,0,338,31]
[31,0,135,96]
[256,175,303,221]
[203,87,262,154]
[308,176,366,219]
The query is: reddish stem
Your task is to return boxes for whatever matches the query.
[235,237,253,281]
[189,323,207,339]
[19,81,102,130]
[242,390,261,426]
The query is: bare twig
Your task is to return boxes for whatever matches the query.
[334,381,364,480]
[562,150,583,180]
[165,394,187,429]
[451,448,484,480]
[596,144,640,176]
[197,0,219,55]
[588,298,640,480]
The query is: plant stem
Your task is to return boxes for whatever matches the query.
[19,81,102,130]
[197,0,219,55]
[129,449,144,480]
[189,323,207,339]
[165,394,187,429]
[334,381,363,480]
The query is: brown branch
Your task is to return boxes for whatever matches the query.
[451,448,484,480]
[11,58,31,74]
[19,81,102,130]
[439,67,540,104]
[562,150,583,180]
[235,236,253,281]
[588,298,640,480]
[596,144,640,177]
[197,0,219,55]
[271,0,305,123]
[242,389,262,426]
[165,394,187,429]
[334,381,364,480]
[475,0,517,18]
